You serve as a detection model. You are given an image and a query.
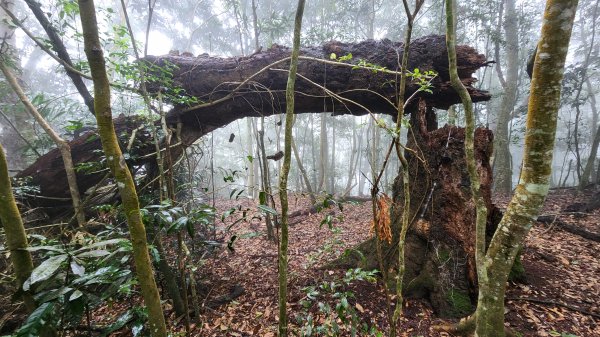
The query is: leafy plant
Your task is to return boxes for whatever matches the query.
[142,199,216,237]
[298,268,380,337]
[16,231,135,334]
[305,227,344,268]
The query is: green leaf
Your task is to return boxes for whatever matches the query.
[27,254,68,287]
[73,238,126,253]
[35,286,73,303]
[167,216,188,234]
[25,245,65,253]
[330,53,337,60]
[101,309,135,337]
[76,249,110,258]
[258,204,278,215]
[70,261,85,276]
[69,290,83,301]
[16,302,55,337]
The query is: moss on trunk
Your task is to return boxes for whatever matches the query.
[77,1,167,335]
[0,144,36,312]
[472,0,579,336]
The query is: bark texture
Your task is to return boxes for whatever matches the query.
[0,143,36,312]
[16,36,491,216]
[278,1,305,335]
[473,0,578,335]
[395,121,497,318]
[336,111,498,317]
[493,0,519,194]
[77,1,167,336]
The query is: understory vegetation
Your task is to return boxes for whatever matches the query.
[0,0,598,336]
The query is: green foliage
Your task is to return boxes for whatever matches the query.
[329,53,353,62]
[297,268,380,337]
[142,200,216,237]
[305,227,344,268]
[10,177,40,198]
[354,59,388,73]
[315,194,348,229]
[444,289,473,317]
[100,306,148,337]
[407,68,437,94]
[14,302,55,337]
[16,230,135,334]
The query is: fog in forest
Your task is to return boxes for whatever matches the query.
[0,0,597,336]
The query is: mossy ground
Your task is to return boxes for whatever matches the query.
[444,288,473,317]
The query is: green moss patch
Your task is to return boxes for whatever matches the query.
[444,289,473,317]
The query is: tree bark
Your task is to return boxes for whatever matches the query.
[578,2,600,188]
[278,1,306,335]
[77,1,167,336]
[318,115,328,191]
[493,0,519,195]
[16,35,491,215]
[291,134,316,204]
[0,143,36,312]
[24,0,95,115]
[246,118,256,199]
[0,61,86,227]
[472,1,578,335]
[448,0,487,319]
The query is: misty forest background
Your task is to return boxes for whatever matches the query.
[0,0,598,336]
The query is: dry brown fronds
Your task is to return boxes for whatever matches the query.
[371,194,392,243]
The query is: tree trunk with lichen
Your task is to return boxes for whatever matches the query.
[0,143,36,312]
[278,1,305,335]
[77,1,167,336]
[472,0,578,335]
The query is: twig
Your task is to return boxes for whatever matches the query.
[508,297,600,319]
[0,109,42,157]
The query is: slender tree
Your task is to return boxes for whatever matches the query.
[0,143,36,312]
[393,0,424,323]
[23,0,95,115]
[439,0,579,335]
[291,133,316,204]
[445,0,491,333]
[493,0,519,194]
[0,61,86,227]
[577,0,599,189]
[76,1,167,336]
[278,0,305,335]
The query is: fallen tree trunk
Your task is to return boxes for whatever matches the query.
[564,189,600,213]
[537,214,600,242]
[16,35,491,215]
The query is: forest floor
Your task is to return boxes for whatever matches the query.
[164,187,600,337]
[2,188,599,336]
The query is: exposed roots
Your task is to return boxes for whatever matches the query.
[432,314,476,336]
[433,314,517,337]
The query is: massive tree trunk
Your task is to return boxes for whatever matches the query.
[16,35,490,216]
[336,106,498,317]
